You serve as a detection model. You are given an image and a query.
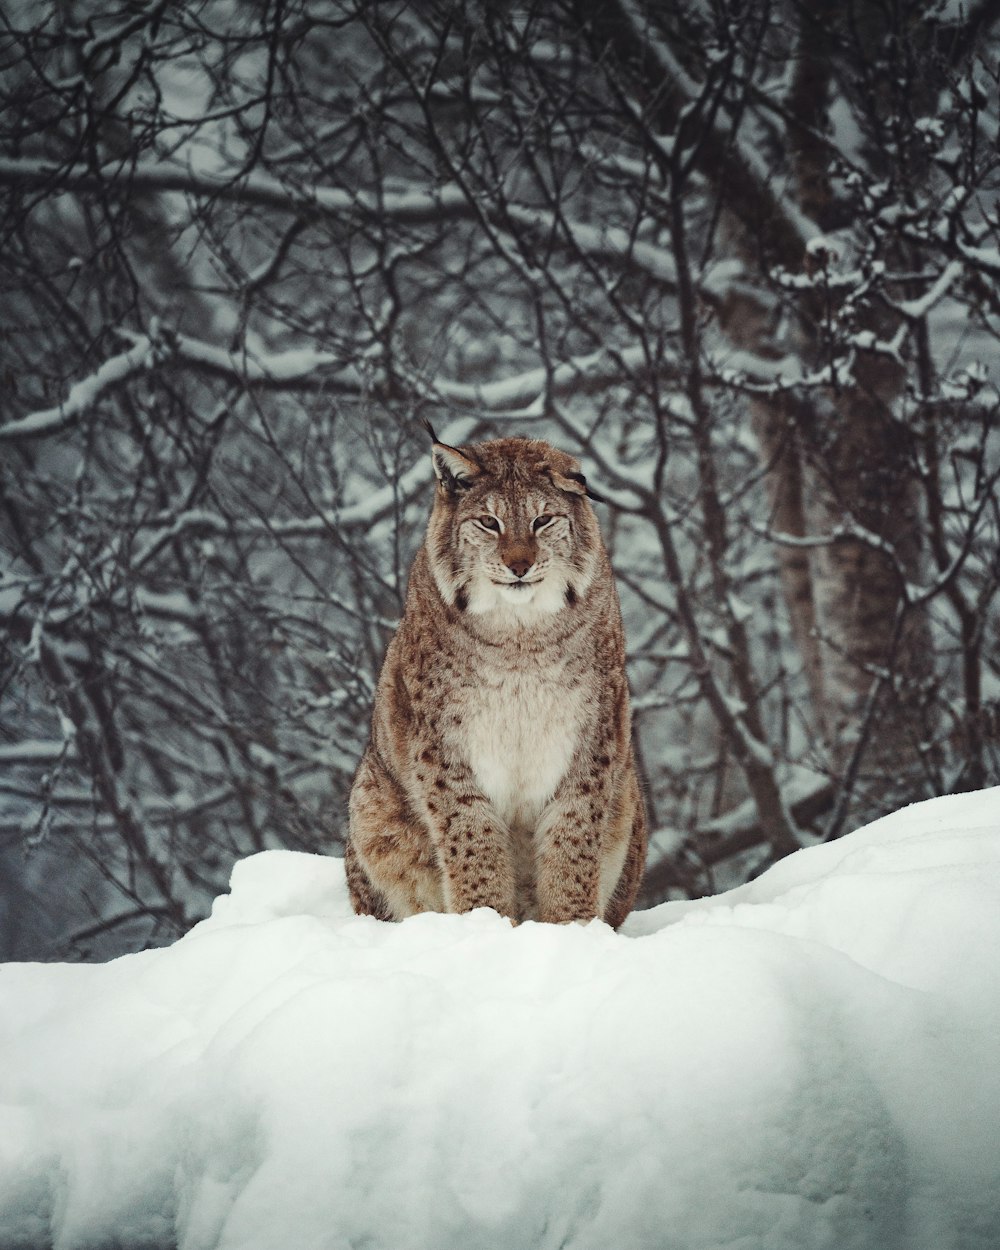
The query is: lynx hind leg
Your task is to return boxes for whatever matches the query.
[347,751,444,920]
[602,775,648,930]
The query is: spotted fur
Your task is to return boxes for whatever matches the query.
[346,433,647,926]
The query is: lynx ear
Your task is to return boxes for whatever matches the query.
[551,469,607,504]
[421,419,482,493]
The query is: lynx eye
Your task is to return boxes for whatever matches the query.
[532,514,556,532]
[475,515,502,532]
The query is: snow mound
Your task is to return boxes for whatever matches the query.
[1,788,999,1250]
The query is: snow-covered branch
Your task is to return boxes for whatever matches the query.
[893,261,965,320]
[0,158,680,291]
[0,740,78,766]
[0,158,472,226]
[0,340,154,442]
[426,344,659,414]
[0,333,363,442]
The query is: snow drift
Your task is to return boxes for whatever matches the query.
[1,787,999,1250]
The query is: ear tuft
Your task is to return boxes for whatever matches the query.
[430,439,482,493]
[552,469,607,504]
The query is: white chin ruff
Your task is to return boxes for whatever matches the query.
[497,582,538,605]
[467,577,563,617]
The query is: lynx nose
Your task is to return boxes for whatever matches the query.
[506,557,532,579]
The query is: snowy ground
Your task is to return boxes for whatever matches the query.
[1,788,998,1250]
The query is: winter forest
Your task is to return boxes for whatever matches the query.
[2,0,1000,961]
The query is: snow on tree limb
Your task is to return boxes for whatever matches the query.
[894,261,965,320]
[133,420,479,544]
[0,158,681,291]
[149,332,362,389]
[503,210,678,287]
[0,340,154,442]
[0,741,78,766]
[3,326,674,447]
[427,344,658,413]
[0,333,362,442]
[0,158,472,225]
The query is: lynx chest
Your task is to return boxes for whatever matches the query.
[455,659,587,832]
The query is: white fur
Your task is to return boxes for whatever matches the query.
[462,669,584,834]
[465,572,567,617]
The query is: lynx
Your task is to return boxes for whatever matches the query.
[345,425,647,926]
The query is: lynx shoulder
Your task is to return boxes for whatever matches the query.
[345,428,647,926]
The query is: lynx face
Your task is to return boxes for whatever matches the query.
[426,435,602,621]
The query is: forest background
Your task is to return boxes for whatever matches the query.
[1,0,998,960]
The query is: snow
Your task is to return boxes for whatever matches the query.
[432,343,653,416]
[0,330,364,447]
[0,340,154,443]
[163,334,356,386]
[0,157,470,226]
[1,788,999,1250]
[895,260,964,320]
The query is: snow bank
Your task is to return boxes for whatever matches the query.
[1,788,998,1250]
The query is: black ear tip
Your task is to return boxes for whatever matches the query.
[567,470,607,504]
[420,416,439,444]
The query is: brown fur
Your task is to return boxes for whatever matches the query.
[346,434,647,926]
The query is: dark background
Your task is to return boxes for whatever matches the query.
[1,0,998,960]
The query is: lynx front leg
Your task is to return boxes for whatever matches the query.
[534,807,603,925]
[415,764,517,917]
[535,765,622,924]
[348,750,445,919]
